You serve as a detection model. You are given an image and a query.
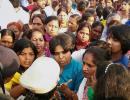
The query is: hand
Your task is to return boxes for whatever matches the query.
[51,90,62,100]
[57,84,72,98]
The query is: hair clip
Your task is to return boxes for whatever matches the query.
[105,63,113,74]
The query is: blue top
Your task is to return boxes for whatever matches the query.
[113,55,129,68]
[58,58,84,92]
[125,20,130,26]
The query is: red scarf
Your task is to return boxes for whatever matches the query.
[75,38,90,50]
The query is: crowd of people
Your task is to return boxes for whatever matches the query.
[1,0,130,100]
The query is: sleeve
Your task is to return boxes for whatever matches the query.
[72,61,84,92]
[4,72,21,91]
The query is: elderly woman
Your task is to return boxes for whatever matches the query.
[0,29,15,48]
[7,22,22,40]
[49,34,83,99]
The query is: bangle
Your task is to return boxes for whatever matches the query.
[71,91,75,97]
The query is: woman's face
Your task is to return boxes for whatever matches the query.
[37,0,47,9]
[32,17,44,32]
[106,0,113,7]
[91,25,102,40]
[7,25,20,40]
[77,27,90,42]
[18,47,35,68]
[82,53,96,79]
[68,17,78,32]
[28,0,33,4]
[31,31,45,55]
[121,2,129,12]
[100,0,106,7]
[89,0,96,8]
[45,20,59,36]
[87,16,95,26]
[107,37,122,54]
[58,11,68,24]
[0,35,13,48]
[53,45,71,67]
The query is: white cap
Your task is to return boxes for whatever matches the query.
[20,57,60,94]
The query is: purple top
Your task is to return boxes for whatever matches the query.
[44,33,53,57]
[44,33,53,42]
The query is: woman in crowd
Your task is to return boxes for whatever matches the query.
[49,34,83,99]
[68,14,81,35]
[95,61,130,100]
[75,22,91,50]
[80,12,95,26]
[77,46,111,100]
[107,24,130,68]
[57,7,68,33]
[7,22,22,40]
[31,14,46,34]
[101,13,121,41]
[44,16,59,50]
[91,21,104,42]
[0,29,15,48]
[26,29,48,57]
[55,46,111,100]
[5,39,38,99]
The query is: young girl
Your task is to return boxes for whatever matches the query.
[107,25,130,68]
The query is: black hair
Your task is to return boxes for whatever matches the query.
[0,29,15,43]
[49,34,74,54]
[24,87,56,100]
[103,7,115,20]
[0,93,14,100]
[123,0,130,5]
[92,21,104,31]
[108,25,130,54]
[44,16,58,25]
[13,39,38,59]
[77,21,91,33]
[95,62,130,100]
[29,7,47,23]
[105,0,113,3]
[82,47,111,66]
[77,1,88,12]
[25,29,44,40]
[65,31,76,53]
[70,14,81,24]
[96,5,104,19]
[57,7,68,15]
[9,0,20,8]
[79,12,93,23]
[31,14,46,25]
[86,8,96,15]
